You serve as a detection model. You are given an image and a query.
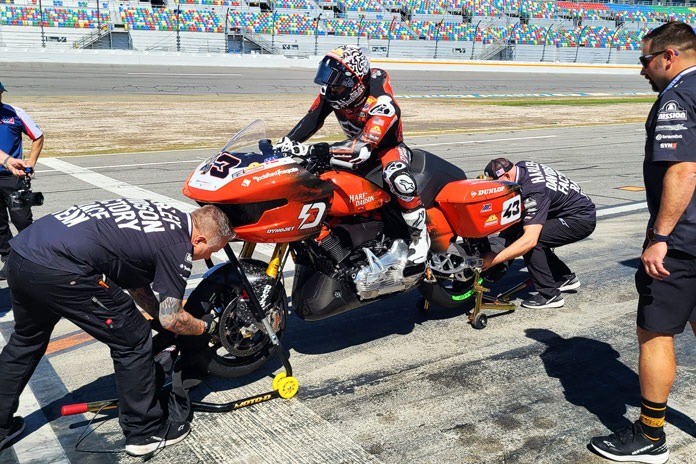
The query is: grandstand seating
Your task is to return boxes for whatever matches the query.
[0,5,108,27]
[0,0,692,55]
[402,0,443,15]
[120,7,223,33]
[339,0,385,13]
[273,0,314,9]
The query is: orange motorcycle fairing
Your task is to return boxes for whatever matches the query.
[425,206,456,253]
[319,170,391,216]
[184,157,335,243]
[436,179,522,239]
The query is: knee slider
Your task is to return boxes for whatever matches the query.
[383,161,417,197]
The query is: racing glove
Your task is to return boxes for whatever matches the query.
[273,136,310,158]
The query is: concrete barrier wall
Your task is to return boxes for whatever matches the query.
[0,46,641,75]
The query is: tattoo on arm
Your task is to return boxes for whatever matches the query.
[158,296,205,336]
[128,287,159,318]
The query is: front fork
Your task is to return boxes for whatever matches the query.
[217,241,293,375]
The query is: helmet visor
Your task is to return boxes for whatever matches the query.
[313,59,356,88]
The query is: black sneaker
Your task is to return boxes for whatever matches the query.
[0,416,25,450]
[558,274,580,292]
[521,293,564,309]
[125,421,190,457]
[590,421,669,464]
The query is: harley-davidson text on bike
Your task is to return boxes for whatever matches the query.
[181,120,522,378]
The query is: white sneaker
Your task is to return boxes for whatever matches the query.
[558,275,580,292]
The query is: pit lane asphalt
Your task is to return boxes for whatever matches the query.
[0,122,694,464]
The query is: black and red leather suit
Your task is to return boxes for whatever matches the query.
[285,68,422,212]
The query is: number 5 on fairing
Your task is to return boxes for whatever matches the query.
[298,202,326,229]
[501,196,521,225]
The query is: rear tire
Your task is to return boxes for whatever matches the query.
[418,277,478,309]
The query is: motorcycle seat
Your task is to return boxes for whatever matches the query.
[364,149,467,209]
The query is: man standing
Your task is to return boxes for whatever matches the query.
[482,158,596,309]
[0,82,44,279]
[590,21,696,464]
[0,200,232,456]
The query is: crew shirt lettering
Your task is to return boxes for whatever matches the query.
[54,198,183,233]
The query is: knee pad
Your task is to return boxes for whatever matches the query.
[383,161,417,198]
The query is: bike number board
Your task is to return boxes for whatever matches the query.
[500,195,521,225]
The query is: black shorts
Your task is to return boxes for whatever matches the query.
[635,250,696,334]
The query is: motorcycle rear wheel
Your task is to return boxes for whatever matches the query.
[418,276,480,309]
[185,259,287,378]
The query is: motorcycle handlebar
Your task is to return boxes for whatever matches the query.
[329,158,358,170]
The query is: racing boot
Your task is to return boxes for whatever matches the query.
[402,207,430,266]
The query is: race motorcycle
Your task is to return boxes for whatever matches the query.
[182,120,522,378]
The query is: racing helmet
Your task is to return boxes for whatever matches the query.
[314,45,370,110]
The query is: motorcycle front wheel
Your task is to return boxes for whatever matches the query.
[184,259,287,378]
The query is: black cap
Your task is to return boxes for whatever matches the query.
[484,157,514,179]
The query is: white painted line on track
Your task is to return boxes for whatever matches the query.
[127,73,242,76]
[398,92,653,99]
[39,158,196,212]
[80,159,202,170]
[34,159,203,176]
[0,329,70,464]
[597,201,648,217]
[415,135,557,148]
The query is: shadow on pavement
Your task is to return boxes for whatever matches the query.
[619,257,641,270]
[525,328,696,438]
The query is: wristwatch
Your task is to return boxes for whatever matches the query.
[647,227,670,243]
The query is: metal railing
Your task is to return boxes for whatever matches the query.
[72,23,110,49]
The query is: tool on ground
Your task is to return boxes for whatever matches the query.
[62,371,298,417]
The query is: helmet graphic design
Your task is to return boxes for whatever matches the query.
[314,45,370,110]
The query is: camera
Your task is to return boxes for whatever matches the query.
[6,167,43,210]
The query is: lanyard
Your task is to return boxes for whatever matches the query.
[660,65,696,96]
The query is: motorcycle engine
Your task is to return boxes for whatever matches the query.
[352,239,422,300]
[310,214,422,301]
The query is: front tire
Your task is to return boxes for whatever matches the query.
[184,259,287,378]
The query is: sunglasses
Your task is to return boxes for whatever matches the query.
[639,49,679,67]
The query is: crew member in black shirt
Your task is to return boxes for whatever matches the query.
[0,199,232,456]
[591,21,696,464]
[482,158,596,309]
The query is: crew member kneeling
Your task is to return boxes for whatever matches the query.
[482,158,596,309]
[0,199,232,456]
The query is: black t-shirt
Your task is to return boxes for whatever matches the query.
[10,198,193,299]
[515,161,596,226]
[644,67,696,256]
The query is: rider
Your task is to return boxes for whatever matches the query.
[275,45,429,265]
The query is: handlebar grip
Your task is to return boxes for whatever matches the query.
[329,158,359,170]
[61,403,89,416]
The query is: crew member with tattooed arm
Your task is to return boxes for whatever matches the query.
[0,199,232,456]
